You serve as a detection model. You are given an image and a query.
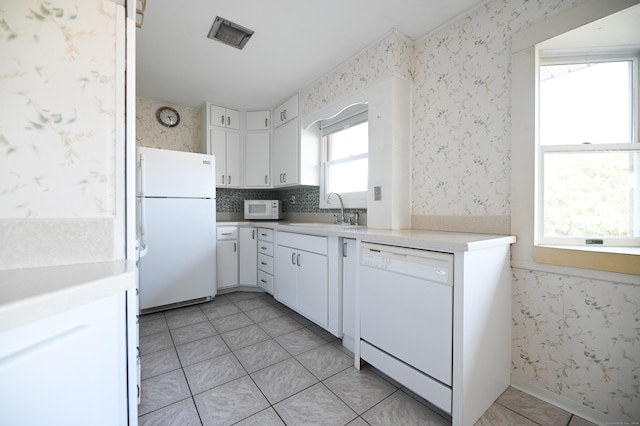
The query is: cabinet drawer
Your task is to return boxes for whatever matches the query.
[276,231,327,255]
[257,228,274,242]
[258,241,274,256]
[258,270,273,294]
[217,226,238,240]
[258,253,273,274]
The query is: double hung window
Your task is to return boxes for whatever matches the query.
[538,55,640,247]
[319,105,368,208]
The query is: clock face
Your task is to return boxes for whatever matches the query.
[156,107,180,127]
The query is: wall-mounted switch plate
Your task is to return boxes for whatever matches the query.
[374,186,382,201]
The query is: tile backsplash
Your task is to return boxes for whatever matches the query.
[217,186,365,216]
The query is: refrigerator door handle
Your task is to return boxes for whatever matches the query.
[139,154,146,239]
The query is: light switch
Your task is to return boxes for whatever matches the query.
[374,186,382,201]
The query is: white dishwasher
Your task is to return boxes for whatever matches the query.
[360,242,454,413]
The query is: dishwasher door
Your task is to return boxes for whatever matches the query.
[360,243,453,386]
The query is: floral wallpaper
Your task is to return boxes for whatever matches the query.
[513,269,640,422]
[301,30,414,116]
[0,0,118,218]
[300,0,638,423]
[136,97,203,153]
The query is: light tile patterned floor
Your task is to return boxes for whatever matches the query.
[138,291,597,426]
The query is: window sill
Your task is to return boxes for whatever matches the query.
[534,245,640,275]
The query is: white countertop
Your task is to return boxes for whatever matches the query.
[218,221,516,252]
[0,260,136,331]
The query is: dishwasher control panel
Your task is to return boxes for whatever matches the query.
[361,243,453,285]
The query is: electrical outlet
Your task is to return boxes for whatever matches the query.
[290,195,296,205]
[374,186,382,201]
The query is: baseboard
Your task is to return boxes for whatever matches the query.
[510,376,617,426]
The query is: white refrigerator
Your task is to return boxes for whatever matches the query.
[137,147,217,311]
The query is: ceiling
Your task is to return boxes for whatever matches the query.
[539,3,640,55]
[135,0,486,110]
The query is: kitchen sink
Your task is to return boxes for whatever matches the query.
[285,222,366,231]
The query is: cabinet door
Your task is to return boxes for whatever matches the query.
[342,239,357,340]
[209,104,227,128]
[0,293,126,425]
[226,108,240,130]
[274,245,297,308]
[239,228,257,286]
[245,132,270,187]
[297,250,328,327]
[274,95,299,128]
[272,119,299,186]
[216,240,238,289]
[226,131,241,187]
[210,129,227,186]
[246,111,270,130]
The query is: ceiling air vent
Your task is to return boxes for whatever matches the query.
[207,16,254,50]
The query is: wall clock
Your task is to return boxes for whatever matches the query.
[156,106,180,128]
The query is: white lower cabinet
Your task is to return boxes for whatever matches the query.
[0,293,128,425]
[341,238,357,352]
[257,228,274,294]
[239,227,257,286]
[274,231,330,329]
[216,226,238,290]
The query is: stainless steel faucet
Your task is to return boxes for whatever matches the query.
[326,192,345,224]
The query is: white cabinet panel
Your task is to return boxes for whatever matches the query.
[274,95,298,128]
[0,294,127,426]
[239,227,257,286]
[272,119,299,186]
[274,232,329,328]
[210,104,240,130]
[217,240,238,289]
[245,132,270,187]
[274,245,297,307]
[246,110,270,130]
[342,238,357,351]
[209,129,240,188]
[296,250,328,327]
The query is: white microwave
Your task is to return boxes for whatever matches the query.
[244,200,285,220]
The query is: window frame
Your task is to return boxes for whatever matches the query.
[319,108,369,209]
[536,53,640,248]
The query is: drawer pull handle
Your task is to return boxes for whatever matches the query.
[221,232,233,236]
[261,279,267,283]
[261,261,267,265]
[261,246,267,250]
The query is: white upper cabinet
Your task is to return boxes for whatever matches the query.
[246,110,271,130]
[273,95,299,128]
[245,132,270,187]
[209,128,241,187]
[209,104,240,130]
